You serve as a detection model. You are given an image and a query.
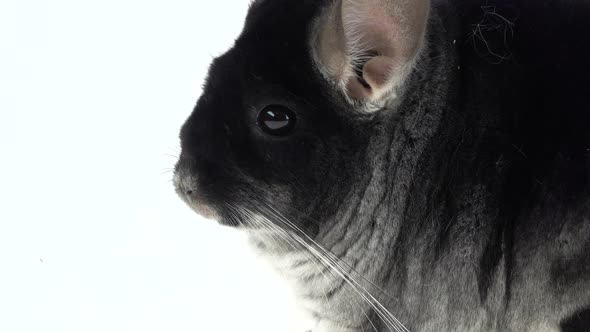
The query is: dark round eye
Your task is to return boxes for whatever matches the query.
[256,104,296,136]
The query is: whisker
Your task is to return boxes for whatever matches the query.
[253,202,408,332]
[163,153,180,159]
[251,212,377,332]
[244,210,399,331]
[160,168,175,176]
[285,204,400,303]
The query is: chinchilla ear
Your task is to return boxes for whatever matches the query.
[312,0,430,110]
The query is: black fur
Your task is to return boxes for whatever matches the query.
[175,0,590,330]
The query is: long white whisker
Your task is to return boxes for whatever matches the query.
[256,203,408,332]
[286,205,402,303]
[252,212,380,332]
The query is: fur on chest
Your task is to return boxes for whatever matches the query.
[248,234,376,331]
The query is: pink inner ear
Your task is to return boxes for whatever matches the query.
[336,0,429,102]
[345,56,396,100]
[363,56,395,90]
[346,76,372,100]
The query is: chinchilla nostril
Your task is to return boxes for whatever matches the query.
[173,170,198,197]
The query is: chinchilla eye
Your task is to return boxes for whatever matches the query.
[256,104,296,136]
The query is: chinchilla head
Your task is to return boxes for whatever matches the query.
[173,0,432,238]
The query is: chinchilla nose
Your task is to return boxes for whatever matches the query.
[172,156,219,220]
[173,172,195,196]
[173,156,198,197]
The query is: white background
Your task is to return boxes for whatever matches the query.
[0,1,298,331]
